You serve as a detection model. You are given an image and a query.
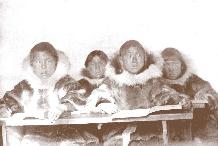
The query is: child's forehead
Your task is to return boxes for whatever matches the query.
[90,55,105,62]
[165,59,181,64]
[32,51,53,58]
[121,46,145,55]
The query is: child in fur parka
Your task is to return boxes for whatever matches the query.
[58,50,112,146]
[161,47,218,141]
[0,42,83,146]
[98,40,191,146]
[59,50,114,114]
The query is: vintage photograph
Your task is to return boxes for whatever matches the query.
[0,0,218,146]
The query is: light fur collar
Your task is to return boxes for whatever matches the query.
[105,52,163,87]
[81,76,105,86]
[162,53,195,85]
[80,68,105,86]
[21,50,71,89]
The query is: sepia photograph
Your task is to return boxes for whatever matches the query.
[0,0,218,145]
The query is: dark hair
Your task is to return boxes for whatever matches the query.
[119,40,147,57]
[30,42,59,67]
[85,50,108,67]
[162,48,187,78]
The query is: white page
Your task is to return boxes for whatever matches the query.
[112,104,182,119]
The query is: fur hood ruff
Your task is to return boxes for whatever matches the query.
[105,52,164,87]
[22,50,71,90]
[161,52,195,85]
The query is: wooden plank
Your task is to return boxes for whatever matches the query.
[192,103,206,108]
[2,125,7,146]
[191,100,208,109]
[113,113,193,122]
[162,121,168,145]
[122,125,137,146]
[188,121,193,141]
[0,112,193,126]
[191,100,208,104]
[192,100,207,109]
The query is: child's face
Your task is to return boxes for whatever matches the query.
[31,51,57,79]
[121,47,146,74]
[163,59,182,80]
[87,56,107,79]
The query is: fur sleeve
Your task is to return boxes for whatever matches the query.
[189,75,218,111]
[150,78,191,107]
[58,78,91,111]
[55,75,77,91]
[86,81,115,112]
[0,80,32,115]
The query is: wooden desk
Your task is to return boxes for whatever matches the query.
[1,100,208,146]
[0,111,193,146]
[1,100,207,146]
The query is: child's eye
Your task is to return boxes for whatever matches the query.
[36,60,41,64]
[47,58,53,63]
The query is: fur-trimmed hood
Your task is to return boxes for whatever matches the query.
[80,68,105,86]
[161,52,195,85]
[105,51,164,87]
[22,50,71,90]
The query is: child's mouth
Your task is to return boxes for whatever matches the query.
[95,73,102,77]
[132,64,138,68]
[41,73,48,77]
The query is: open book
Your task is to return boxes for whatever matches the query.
[112,104,182,119]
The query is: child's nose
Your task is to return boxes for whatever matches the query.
[41,61,47,69]
[132,56,138,63]
[95,64,100,70]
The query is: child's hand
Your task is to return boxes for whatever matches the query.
[179,98,192,109]
[97,103,119,114]
[48,106,65,121]
[0,106,12,118]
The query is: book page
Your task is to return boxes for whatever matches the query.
[112,104,182,119]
